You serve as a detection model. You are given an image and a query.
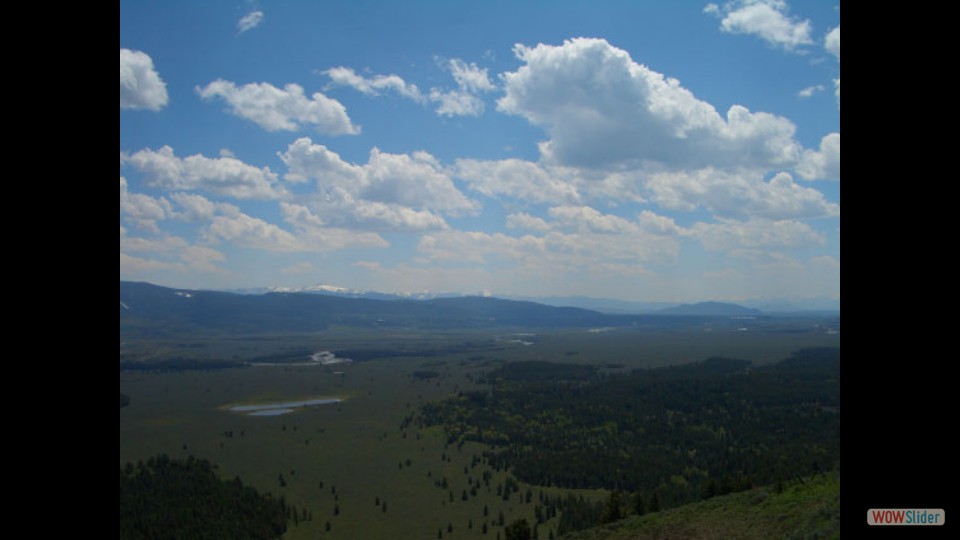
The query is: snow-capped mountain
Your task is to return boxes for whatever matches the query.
[264,284,463,301]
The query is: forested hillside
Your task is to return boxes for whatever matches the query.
[412,348,840,533]
[561,471,839,540]
[120,455,301,540]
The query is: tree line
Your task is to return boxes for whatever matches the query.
[412,348,840,532]
[120,454,296,539]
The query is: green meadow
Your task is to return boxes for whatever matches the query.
[120,323,839,539]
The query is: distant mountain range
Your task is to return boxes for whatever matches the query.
[658,302,763,316]
[120,281,614,333]
[503,295,679,314]
[120,281,838,336]
[228,284,463,301]
[222,283,839,314]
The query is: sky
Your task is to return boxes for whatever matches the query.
[120,0,840,303]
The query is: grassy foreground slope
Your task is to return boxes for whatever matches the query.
[562,473,839,540]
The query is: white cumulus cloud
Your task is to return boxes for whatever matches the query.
[706,0,814,51]
[123,146,284,199]
[448,59,496,93]
[646,169,838,219]
[346,145,468,213]
[430,89,486,117]
[120,228,225,274]
[825,25,840,60]
[637,210,685,236]
[278,138,478,225]
[419,205,684,276]
[547,206,638,235]
[120,49,169,110]
[454,159,583,205]
[120,177,172,233]
[497,38,802,171]
[797,85,824,98]
[170,192,219,222]
[179,245,227,273]
[796,133,840,181]
[120,226,187,254]
[347,197,450,231]
[140,193,389,255]
[280,202,394,246]
[418,230,546,265]
[825,26,840,107]
[120,251,181,274]
[205,206,302,252]
[197,80,359,135]
[237,10,264,34]
[691,217,824,252]
[506,213,551,233]
[325,58,495,117]
[324,67,425,101]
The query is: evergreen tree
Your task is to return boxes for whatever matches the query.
[602,491,622,523]
[703,478,720,500]
[120,455,287,540]
[632,491,646,516]
[505,519,532,540]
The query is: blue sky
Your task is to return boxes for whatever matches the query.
[120,0,839,303]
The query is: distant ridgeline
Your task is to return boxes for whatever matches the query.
[120,455,308,540]
[411,348,840,535]
[120,281,614,334]
[119,281,793,336]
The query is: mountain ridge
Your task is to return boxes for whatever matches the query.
[218,283,836,314]
[119,281,617,333]
[657,301,763,316]
[121,281,828,337]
